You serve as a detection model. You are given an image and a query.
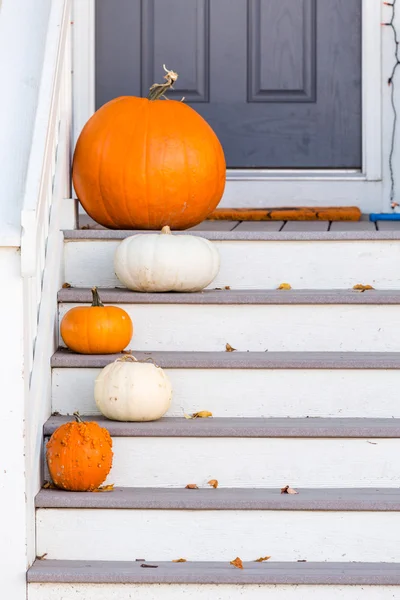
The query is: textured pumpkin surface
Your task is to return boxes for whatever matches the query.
[72,97,226,230]
[60,305,133,354]
[46,420,113,492]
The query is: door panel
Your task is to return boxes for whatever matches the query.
[95,0,362,169]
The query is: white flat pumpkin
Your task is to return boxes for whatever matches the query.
[94,355,172,422]
[114,225,220,292]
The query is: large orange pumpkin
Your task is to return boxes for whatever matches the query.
[60,287,133,354]
[46,414,113,492]
[72,68,226,230]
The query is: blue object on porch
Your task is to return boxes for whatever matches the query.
[369,213,400,222]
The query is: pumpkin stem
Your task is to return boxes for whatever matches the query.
[161,226,172,235]
[73,411,83,423]
[147,65,178,101]
[118,354,139,363]
[91,287,104,307]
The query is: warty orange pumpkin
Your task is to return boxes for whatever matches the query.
[60,287,133,354]
[72,67,226,230]
[46,414,113,492]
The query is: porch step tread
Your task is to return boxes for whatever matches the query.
[63,228,400,241]
[27,559,400,585]
[51,349,400,369]
[57,288,400,305]
[43,416,400,438]
[35,487,400,510]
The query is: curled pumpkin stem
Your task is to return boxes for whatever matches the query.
[117,354,160,368]
[147,65,178,101]
[161,225,172,235]
[91,287,104,307]
[73,411,83,423]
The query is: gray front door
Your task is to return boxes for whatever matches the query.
[96,0,362,169]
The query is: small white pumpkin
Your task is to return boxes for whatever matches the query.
[94,355,172,422]
[114,225,220,292]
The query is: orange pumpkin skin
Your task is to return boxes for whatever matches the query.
[60,288,133,354]
[72,97,226,230]
[46,419,113,492]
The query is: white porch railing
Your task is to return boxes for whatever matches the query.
[20,0,76,564]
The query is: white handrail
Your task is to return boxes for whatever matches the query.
[21,0,71,276]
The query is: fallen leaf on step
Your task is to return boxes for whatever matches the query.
[208,479,219,488]
[43,481,57,490]
[172,558,187,563]
[230,557,244,569]
[185,411,213,419]
[37,553,47,560]
[185,484,199,489]
[281,485,298,494]
[214,287,222,290]
[277,283,292,290]
[254,556,271,562]
[224,286,231,290]
[297,559,307,562]
[226,343,237,352]
[92,484,114,493]
[80,225,91,230]
[353,284,375,292]
[140,564,158,568]
[62,282,72,288]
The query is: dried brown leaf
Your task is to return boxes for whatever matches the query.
[254,556,271,563]
[280,485,298,495]
[353,284,375,292]
[277,283,292,290]
[43,481,57,490]
[185,484,199,489]
[226,343,237,352]
[208,479,219,489]
[230,557,243,569]
[37,553,47,560]
[192,411,213,419]
[172,558,187,563]
[224,286,231,290]
[92,484,114,493]
[140,564,158,568]
[62,282,72,288]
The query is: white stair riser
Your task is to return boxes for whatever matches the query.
[36,509,400,562]
[28,584,400,600]
[44,437,400,488]
[64,239,400,290]
[52,367,400,418]
[58,303,400,352]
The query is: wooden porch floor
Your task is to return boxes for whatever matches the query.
[79,215,400,233]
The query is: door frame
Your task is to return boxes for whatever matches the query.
[72,0,395,213]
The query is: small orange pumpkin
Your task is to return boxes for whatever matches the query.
[46,414,113,491]
[60,287,133,354]
[72,67,226,230]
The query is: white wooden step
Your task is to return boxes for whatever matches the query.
[51,350,400,418]
[28,562,400,599]
[58,289,400,352]
[63,230,400,290]
[36,504,400,562]
[44,416,400,488]
[27,582,400,600]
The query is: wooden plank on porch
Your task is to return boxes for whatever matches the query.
[234,221,284,232]
[330,221,377,232]
[281,221,330,232]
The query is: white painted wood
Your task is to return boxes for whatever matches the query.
[0,0,52,245]
[21,0,72,277]
[58,303,400,352]
[52,367,400,419]
[28,583,400,600]
[72,0,385,212]
[71,0,95,150]
[36,509,400,561]
[0,249,27,600]
[64,239,400,290]
[51,437,400,488]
